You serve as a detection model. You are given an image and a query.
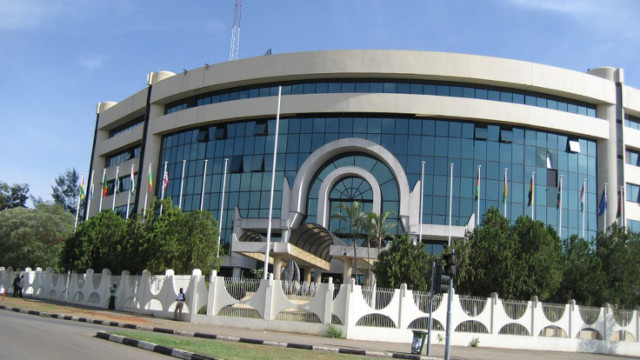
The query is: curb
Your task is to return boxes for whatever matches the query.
[0,304,437,360]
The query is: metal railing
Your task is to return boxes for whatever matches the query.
[459,295,487,317]
[502,299,528,320]
[361,285,395,309]
[412,290,443,313]
[541,302,565,322]
[223,277,260,300]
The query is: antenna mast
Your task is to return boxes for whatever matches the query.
[229,0,242,61]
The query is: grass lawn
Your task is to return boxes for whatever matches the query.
[110,330,380,360]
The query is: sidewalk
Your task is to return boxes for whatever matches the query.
[0,297,635,360]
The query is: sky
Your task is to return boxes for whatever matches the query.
[1,0,639,204]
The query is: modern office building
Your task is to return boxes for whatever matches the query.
[86,50,640,280]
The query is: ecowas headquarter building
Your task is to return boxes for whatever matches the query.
[86,50,640,281]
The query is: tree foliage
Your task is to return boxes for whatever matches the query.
[0,181,29,210]
[0,203,73,270]
[61,198,219,275]
[373,233,436,291]
[52,168,84,215]
[556,235,606,306]
[456,207,564,301]
[331,201,367,277]
[593,224,640,308]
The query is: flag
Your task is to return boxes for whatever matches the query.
[80,175,86,200]
[162,169,169,191]
[90,179,94,199]
[502,173,508,204]
[557,177,562,209]
[597,188,607,216]
[130,170,136,195]
[617,188,622,218]
[580,182,585,212]
[527,175,533,206]
[102,170,108,198]
[114,176,119,196]
[148,165,153,193]
[475,169,480,201]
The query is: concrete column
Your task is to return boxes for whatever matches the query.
[342,258,352,283]
[314,268,322,283]
[304,268,312,283]
[589,67,623,232]
[273,256,283,280]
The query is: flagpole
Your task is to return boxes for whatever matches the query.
[503,168,508,218]
[476,165,481,227]
[620,185,625,227]
[419,160,425,245]
[580,179,587,239]
[112,166,119,211]
[532,172,536,219]
[558,175,563,239]
[217,158,229,259]
[86,170,94,221]
[143,163,152,218]
[179,160,186,209]
[126,164,134,219]
[160,161,168,215]
[448,162,453,248]
[603,183,607,231]
[99,168,106,212]
[200,159,208,211]
[74,173,85,230]
[264,85,282,279]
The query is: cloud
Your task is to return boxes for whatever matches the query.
[78,55,105,70]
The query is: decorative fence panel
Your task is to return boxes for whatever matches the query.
[1,267,638,357]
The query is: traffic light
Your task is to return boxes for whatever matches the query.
[434,263,452,293]
[443,249,457,277]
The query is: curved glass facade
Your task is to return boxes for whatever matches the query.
[159,114,598,247]
[165,79,597,118]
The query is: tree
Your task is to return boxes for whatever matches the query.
[331,201,367,279]
[373,233,436,291]
[595,224,640,308]
[556,234,606,306]
[52,168,84,215]
[0,203,73,270]
[456,207,564,301]
[61,198,220,275]
[363,211,397,286]
[456,207,516,297]
[0,181,29,210]
[61,210,127,273]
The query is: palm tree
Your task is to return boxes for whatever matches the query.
[363,211,397,286]
[331,201,367,281]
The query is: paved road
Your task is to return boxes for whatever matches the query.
[0,311,169,360]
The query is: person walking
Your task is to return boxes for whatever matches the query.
[12,275,20,297]
[18,275,24,298]
[0,284,5,301]
[174,288,186,321]
[108,283,117,310]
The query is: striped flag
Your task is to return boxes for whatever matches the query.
[527,175,533,206]
[148,165,153,193]
[102,170,108,197]
[502,171,508,204]
[162,169,169,192]
[557,177,562,209]
[580,182,585,212]
[80,174,86,200]
[130,170,136,195]
[475,167,480,200]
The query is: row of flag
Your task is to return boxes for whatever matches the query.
[471,168,609,216]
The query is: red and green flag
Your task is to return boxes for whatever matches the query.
[502,172,508,204]
[148,165,153,193]
[102,170,108,198]
[80,175,86,200]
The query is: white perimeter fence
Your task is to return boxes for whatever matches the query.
[1,267,638,357]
